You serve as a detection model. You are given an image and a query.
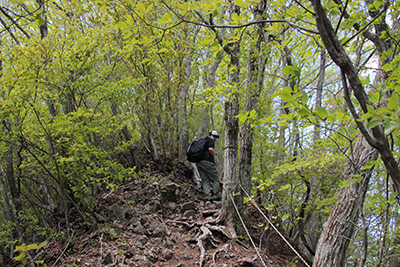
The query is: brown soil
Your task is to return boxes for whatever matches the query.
[13,163,311,267]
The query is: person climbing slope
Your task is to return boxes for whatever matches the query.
[196,131,221,204]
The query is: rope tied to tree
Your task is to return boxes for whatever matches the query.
[238,184,311,267]
[228,191,268,267]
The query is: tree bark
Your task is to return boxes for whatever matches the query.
[220,2,244,237]
[310,0,400,194]
[238,2,267,227]
[221,49,242,237]
[313,133,378,267]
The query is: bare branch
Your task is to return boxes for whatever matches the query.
[0,6,31,39]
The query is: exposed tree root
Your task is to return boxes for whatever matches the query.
[205,223,230,239]
[211,243,233,267]
[197,225,212,267]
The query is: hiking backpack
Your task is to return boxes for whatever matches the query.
[187,138,207,163]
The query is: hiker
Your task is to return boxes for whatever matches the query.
[196,130,221,204]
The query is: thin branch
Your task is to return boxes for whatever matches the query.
[341,69,377,147]
[162,0,318,34]
[293,0,315,16]
[342,7,386,47]
[186,17,318,34]
[335,0,349,34]
[0,15,20,44]
[0,6,31,39]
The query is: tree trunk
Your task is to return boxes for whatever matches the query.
[314,50,326,142]
[310,0,400,194]
[220,3,243,237]
[313,134,378,266]
[238,3,267,227]
[178,50,192,161]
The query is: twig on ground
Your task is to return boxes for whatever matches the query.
[98,232,104,266]
[51,230,75,267]
[165,219,191,228]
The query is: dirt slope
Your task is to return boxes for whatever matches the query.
[18,163,311,267]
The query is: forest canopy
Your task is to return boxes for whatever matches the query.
[1,0,399,266]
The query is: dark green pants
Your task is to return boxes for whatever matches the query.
[196,160,220,201]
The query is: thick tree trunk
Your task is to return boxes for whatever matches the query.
[313,134,378,266]
[220,3,243,235]
[310,0,400,194]
[221,93,241,237]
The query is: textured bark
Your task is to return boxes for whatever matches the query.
[310,2,400,263]
[220,2,243,237]
[313,134,378,267]
[238,0,268,227]
[310,0,400,194]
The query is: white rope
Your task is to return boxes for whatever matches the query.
[229,192,267,267]
[239,184,311,267]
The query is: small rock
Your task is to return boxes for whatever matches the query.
[158,178,183,202]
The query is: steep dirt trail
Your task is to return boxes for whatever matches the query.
[27,167,310,267]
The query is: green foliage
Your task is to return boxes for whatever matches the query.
[13,241,47,265]
[1,0,400,265]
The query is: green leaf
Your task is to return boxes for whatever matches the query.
[235,0,246,8]
[232,13,240,24]
[146,3,154,13]
[137,3,146,12]
[115,21,128,29]
[340,180,350,188]
[317,106,328,119]
[384,120,399,135]
[282,66,295,75]
[281,91,293,102]
[298,108,310,116]
[13,252,26,262]
[368,117,382,128]
[158,48,169,53]
[293,66,301,78]
[361,160,377,170]
[382,63,392,71]
[279,184,291,191]
[387,93,398,111]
